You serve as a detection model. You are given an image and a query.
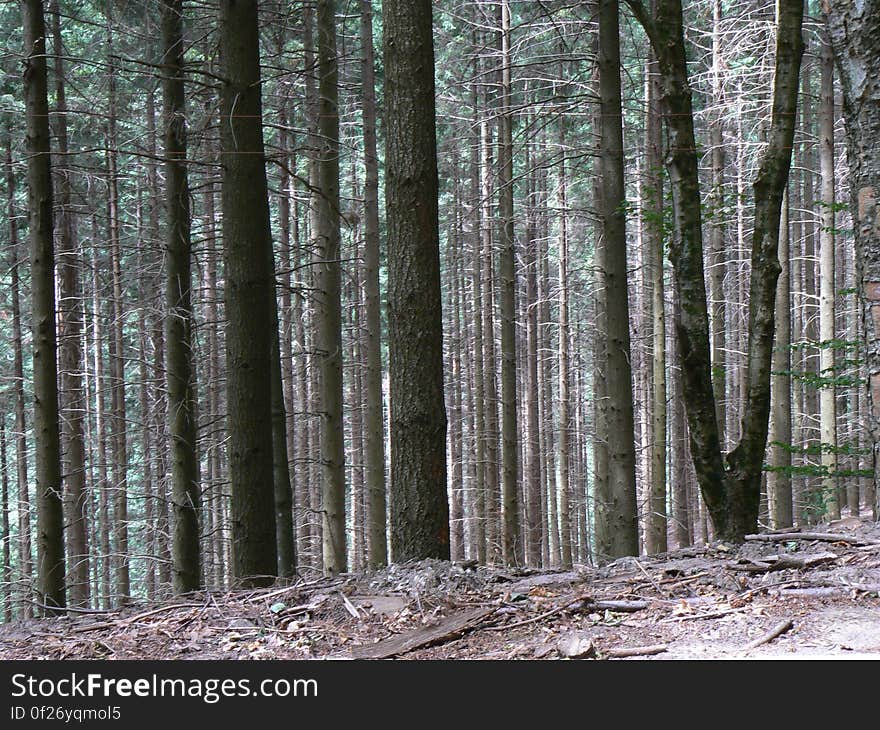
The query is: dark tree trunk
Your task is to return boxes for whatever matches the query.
[162,0,200,594]
[384,0,450,561]
[595,0,639,560]
[219,0,277,586]
[315,0,346,576]
[22,0,66,612]
[625,0,803,541]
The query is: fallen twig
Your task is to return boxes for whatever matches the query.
[604,644,668,659]
[744,619,794,651]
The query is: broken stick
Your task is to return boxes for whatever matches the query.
[744,619,794,651]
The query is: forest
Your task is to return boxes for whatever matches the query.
[1,0,880,661]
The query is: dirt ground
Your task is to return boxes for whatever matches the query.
[3,518,880,661]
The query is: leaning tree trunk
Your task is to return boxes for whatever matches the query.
[625,0,804,541]
[219,0,278,586]
[162,0,200,594]
[825,3,880,517]
[22,0,66,613]
[384,0,450,561]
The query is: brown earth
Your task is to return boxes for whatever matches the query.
[3,518,880,661]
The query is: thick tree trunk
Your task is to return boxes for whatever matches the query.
[826,1,880,517]
[384,0,450,561]
[23,0,66,612]
[595,0,639,560]
[219,0,277,586]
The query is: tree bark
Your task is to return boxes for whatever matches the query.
[161,0,200,594]
[219,0,278,586]
[497,0,521,566]
[625,0,804,541]
[595,0,639,560]
[818,32,840,520]
[384,0,450,561]
[360,0,387,570]
[23,0,66,612]
[826,0,880,518]
[315,0,346,575]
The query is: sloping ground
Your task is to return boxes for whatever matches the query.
[2,519,880,660]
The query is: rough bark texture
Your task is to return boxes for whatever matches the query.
[645,42,667,554]
[498,0,521,566]
[23,0,66,612]
[315,0,346,575]
[769,191,793,528]
[219,0,277,586]
[818,35,839,520]
[384,0,450,561]
[595,0,639,561]
[360,0,387,570]
[161,0,201,594]
[825,3,880,514]
[50,0,89,608]
[626,0,803,541]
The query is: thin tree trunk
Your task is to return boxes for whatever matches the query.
[50,0,89,608]
[818,35,840,520]
[359,0,387,570]
[769,190,793,527]
[497,0,521,567]
[645,43,667,554]
[8,129,33,618]
[315,0,346,575]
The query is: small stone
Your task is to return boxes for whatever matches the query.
[556,632,596,659]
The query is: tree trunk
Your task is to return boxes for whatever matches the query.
[360,0,387,570]
[384,0,450,561]
[314,0,346,575]
[23,0,66,612]
[161,0,200,593]
[826,1,880,517]
[645,42,667,554]
[50,0,89,609]
[497,0,521,566]
[219,0,278,586]
[595,0,639,560]
[625,0,804,541]
[8,128,33,618]
[818,33,840,521]
[769,190,793,528]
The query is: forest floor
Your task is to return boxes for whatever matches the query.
[4,518,880,660]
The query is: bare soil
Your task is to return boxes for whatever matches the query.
[3,518,880,661]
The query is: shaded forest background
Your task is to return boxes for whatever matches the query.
[0,0,875,619]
